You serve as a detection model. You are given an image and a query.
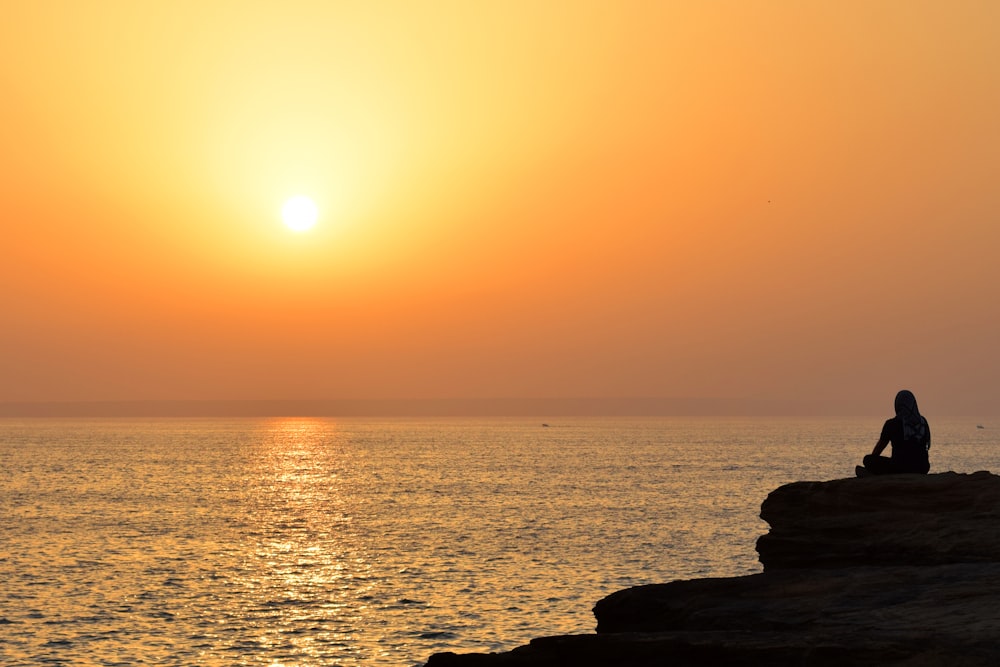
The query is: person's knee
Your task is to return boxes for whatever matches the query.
[863,454,893,474]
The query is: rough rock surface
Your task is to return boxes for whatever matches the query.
[757,470,1000,569]
[426,472,1000,666]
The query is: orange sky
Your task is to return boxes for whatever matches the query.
[2,2,999,414]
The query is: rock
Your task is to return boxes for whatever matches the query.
[427,630,943,666]
[594,563,1000,647]
[428,628,990,666]
[756,471,1000,569]
[426,472,1000,666]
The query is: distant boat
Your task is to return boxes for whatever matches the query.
[977,424,985,429]
[542,423,550,427]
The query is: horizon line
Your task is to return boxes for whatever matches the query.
[0,397,985,418]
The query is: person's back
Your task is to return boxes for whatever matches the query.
[861,390,930,475]
[880,413,930,474]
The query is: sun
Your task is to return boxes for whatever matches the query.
[281,195,318,232]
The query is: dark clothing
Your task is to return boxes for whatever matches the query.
[862,454,900,475]
[867,416,931,474]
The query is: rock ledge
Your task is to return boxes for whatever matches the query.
[427,472,1000,666]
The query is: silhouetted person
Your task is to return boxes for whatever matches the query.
[860,390,931,475]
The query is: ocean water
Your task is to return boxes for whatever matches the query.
[1,416,997,665]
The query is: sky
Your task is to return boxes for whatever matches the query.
[2,1,999,415]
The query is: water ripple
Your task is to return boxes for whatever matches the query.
[2,416,995,665]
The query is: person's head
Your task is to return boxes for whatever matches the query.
[894,390,920,418]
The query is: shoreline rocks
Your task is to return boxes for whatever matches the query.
[757,471,1000,569]
[427,471,1000,666]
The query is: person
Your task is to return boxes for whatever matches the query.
[860,390,931,475]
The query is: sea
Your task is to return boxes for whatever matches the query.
[2,416,997,666]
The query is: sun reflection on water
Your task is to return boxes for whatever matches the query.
[237,418,374,664]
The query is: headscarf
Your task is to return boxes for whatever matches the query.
[895,389,929,449]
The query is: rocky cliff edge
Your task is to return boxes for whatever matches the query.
[427,471,1000,666]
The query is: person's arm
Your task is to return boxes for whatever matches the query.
[872,418,894,456]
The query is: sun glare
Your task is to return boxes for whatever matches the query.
[282,195,318,232]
